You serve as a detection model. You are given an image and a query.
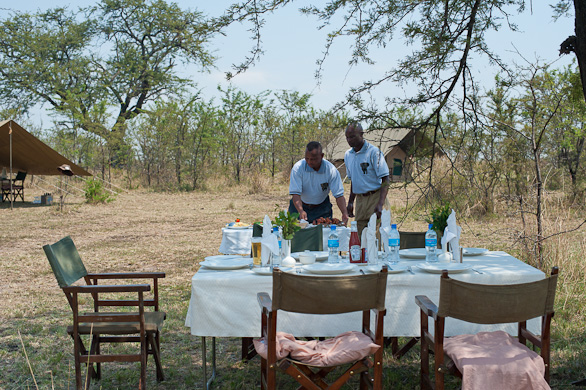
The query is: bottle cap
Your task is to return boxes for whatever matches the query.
[331,224,336,230]
[428,223,433,229]
[391,224,397,229]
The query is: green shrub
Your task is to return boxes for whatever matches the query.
[84,178,115,204]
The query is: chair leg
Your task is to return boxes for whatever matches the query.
[148,332,164,381]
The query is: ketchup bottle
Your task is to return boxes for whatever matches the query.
[349,221,362,263]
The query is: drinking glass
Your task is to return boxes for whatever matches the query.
[251,237,262,267]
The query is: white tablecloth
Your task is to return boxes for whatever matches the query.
[219,227,253,255]
[185,251,545,338]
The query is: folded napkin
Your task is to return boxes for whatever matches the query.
[360,213,378,263]
[441,210,461,262]
[380,209,392,255]
[261,215,280,266]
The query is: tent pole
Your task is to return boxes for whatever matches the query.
[9,120,13,210]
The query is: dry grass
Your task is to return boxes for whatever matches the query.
[1,181,585,389]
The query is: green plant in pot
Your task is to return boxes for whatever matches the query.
[427,203,451,237]
[273,210,301,257]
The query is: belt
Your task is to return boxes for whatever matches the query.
[302,202,321,209]
[358,188,380,197]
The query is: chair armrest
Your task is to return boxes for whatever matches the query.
[86,272,166,279]
[63,284,151,294]
[415,295,438,320]
[257,292,272,312]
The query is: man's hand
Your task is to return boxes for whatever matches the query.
[299,210,308,221]
[341,212,349,226]
[347,202,354,218]
[374,202,384,220]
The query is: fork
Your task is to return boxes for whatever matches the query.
[407,266,415,274]
[471,268,484,274]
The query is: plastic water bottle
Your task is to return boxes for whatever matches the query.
[388,224,400,263]
[328,225,340,263]
[425,223,438,262]
[272,226,282,268]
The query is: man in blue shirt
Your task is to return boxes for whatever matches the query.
[344,123,390,235]
[289,141,349,225]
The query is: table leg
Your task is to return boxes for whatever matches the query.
[201,337,216,389]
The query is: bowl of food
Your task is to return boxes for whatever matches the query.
[298,251,316,265]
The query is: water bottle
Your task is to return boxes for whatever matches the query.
[328,224,340,263]
[388,224,400,263]
[272,226,282,268]
[425,223,438,262]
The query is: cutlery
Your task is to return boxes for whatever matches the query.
[360,269,365,275]
[407,266,415,275]
[471,268,483,274]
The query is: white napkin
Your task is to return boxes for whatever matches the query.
[361,213,378,262]
[441,210,461,262]
[261,215,279,266]
[380,209,392,255]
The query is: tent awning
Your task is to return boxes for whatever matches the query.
[0,120,91,176]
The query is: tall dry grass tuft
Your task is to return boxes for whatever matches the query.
[18,329,39,390]
[247,171,272,194]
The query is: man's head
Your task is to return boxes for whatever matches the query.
[345,122,364,150]
[305,141,324,171]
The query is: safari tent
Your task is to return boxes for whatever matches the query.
[324,128,436,182]
[0,120,91,176]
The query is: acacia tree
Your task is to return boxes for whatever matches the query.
[0,0,214,163]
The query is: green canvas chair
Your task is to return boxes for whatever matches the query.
[43,236,166,390]
[291,224,323,252]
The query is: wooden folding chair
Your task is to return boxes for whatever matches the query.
[258,267,388,390]
[43,236,166,390]
[1,171,26,202]
[416,267,558,390]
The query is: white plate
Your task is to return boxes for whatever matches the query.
[252,266,293,275]
[399,248,427,259]
[302,263,357,275]
[205,255,246,262]
[199,258,252,270]
[416,263,472,274]
[291,251,329,261]
[224,224,252,229]
[365,264,407,274]
[463,248,488,256]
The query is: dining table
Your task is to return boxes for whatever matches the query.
[185,249,545,389]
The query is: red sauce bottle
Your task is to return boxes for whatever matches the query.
[349,221,363,263]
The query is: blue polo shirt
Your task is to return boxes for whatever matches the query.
[344,140,389,193]
[289,159,344,205]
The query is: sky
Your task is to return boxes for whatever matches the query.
[0,0,577,123]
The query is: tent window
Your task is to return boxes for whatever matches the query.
[392,158,403,176]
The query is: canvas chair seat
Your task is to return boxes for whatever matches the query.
[68,311,165,335]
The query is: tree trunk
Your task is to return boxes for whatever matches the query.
[574,0,586,101]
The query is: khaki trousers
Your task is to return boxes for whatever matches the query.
[355,189,390,239]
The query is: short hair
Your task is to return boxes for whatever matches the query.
[346,122,363,133]
[306,141,322,153]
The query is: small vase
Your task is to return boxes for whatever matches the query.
[282,239,292,257]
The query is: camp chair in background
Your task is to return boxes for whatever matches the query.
[291,224,323,252]
[399,231,426,249]
[416,267,558,390]
[43,236,166,390]
[257,267,388,390]
[1,170,26,202]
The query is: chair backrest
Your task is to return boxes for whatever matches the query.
[399,231,425,249]
[291,225,323,252]
[438,269,558,324]
[43,236,88,288]
[14,171,26,182]
[272,268,387,314]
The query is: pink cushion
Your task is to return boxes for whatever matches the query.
[253,331,380,367]
[443,331,550,390]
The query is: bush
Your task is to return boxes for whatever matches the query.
[84,178,115,204]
